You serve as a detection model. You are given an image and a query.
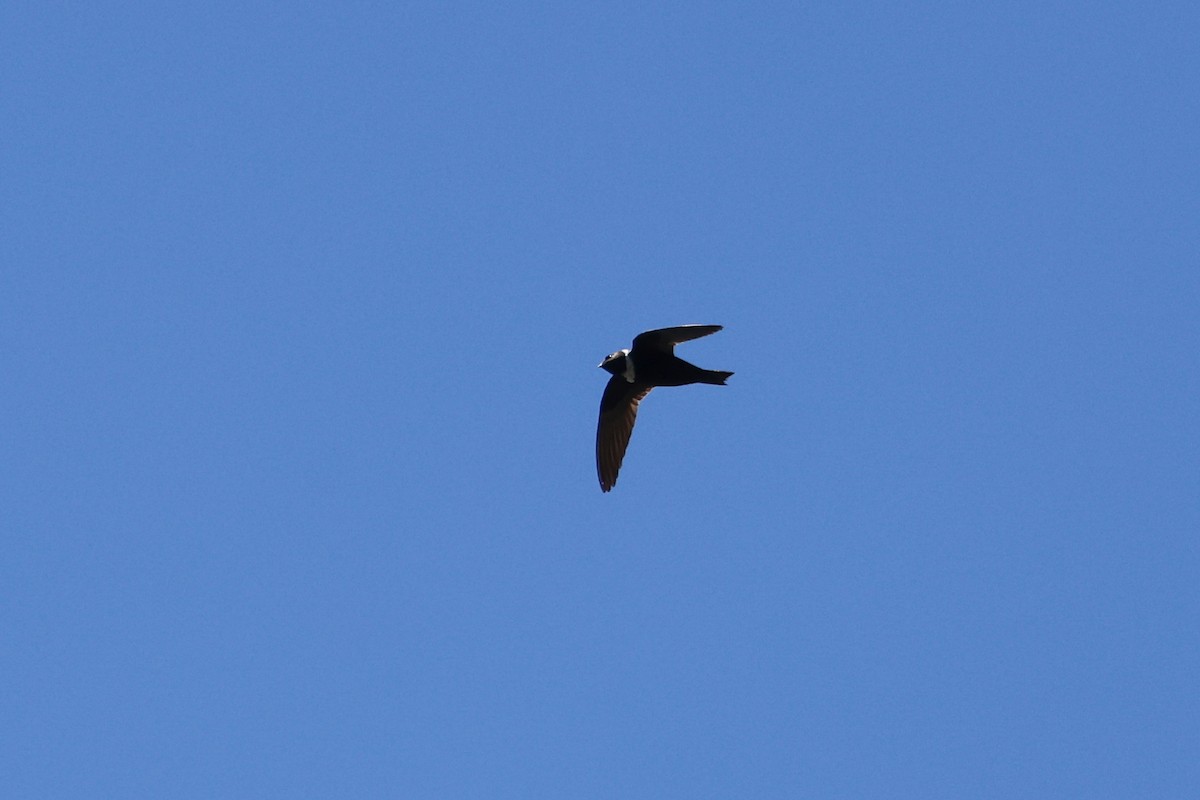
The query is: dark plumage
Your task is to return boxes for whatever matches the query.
[595,325,733,492]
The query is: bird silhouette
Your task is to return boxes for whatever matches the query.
[595,325,732,492]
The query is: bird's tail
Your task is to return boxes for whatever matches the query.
[701,370,733,385]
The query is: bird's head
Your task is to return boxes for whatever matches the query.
[599,349,630,376]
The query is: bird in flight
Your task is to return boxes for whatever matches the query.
[595,325,733,492]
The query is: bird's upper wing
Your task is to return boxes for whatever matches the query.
[631,324,723,354]
[596,376,653,492]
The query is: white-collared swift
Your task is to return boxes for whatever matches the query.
[595,325,733,492]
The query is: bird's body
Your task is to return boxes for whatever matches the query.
[595,325,732,492]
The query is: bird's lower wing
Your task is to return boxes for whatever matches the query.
[596,378,653,492]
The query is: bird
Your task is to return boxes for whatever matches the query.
[595,325,733,492]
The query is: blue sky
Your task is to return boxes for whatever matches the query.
[3,2,1197,797]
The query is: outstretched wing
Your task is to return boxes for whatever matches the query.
[596,376,653,492]
[631,324,723,354]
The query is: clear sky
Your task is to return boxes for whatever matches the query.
[3,2,1197,797]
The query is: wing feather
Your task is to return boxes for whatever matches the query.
[595,377,653,492]
[631,324,722,354]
